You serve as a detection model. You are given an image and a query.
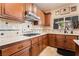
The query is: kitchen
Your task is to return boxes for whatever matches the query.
[0,3,79,56]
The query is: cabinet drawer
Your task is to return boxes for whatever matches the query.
[32,37,39,44]
[38,36,42,41]
[48,34,56,39]
[1,40,31,56]
[56,35,65,39]
[12,47,31,56]
[66,35,76,39]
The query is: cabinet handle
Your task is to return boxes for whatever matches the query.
[29,47,32,52]
[18,45,23,49]
[64,40,66,42]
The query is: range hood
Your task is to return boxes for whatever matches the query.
[25,11,40,21]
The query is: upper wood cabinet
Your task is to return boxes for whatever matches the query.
[44,13,51,26]
[26,3,33,12]
[4,3,25,22]
[32,4,37,14]
[36,8,45,25]
[0,3,2,14]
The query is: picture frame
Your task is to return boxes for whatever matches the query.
[60,7,70,15]
[71,6,77,12]
[55,10,60,15]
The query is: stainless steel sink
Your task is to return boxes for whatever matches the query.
[23,33,40,36]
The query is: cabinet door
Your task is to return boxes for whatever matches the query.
[12,47,31,56]
[75,44,79,56]
[65,35,76,52]
[56,35,65,49]
[0,3,2,14]
[42,35,48,49]
[32,43,39,56]
[26,3,33,12]
[4,3,25,21]
[48,34,56,47]
[32,4,37,14]
[39,36,43,52]
[37,8,45,26]
[45,13,51,26]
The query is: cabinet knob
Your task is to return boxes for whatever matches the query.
[18,45,23,49]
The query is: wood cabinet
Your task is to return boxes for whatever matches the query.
[75,44,79,56]
[26,3,33,12]
[42,35,48,49]
[12,46,31,56]
[38,36,43,52]
[31,37,39,44]
[56,35,65,49]
[48,34,56,47]
[32,4,37,14]
[4,3,25,22]
[44,13,51,26]
[37,8,45,26]
[0,3,2,14]
[0,40,31,56]
[31,43,40,56]
[65,35,76,52]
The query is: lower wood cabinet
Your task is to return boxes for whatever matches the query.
[0,34,77,56]
[38,36,43,52]
[0,40,31,56]
[12,46,31,56]
[75,44,79,56]
[65,35,76,52]
[56,35,65,49]
[48,34,56,47]
[48,34,77,52]
[42,35,48,49]
[31,43,40,56]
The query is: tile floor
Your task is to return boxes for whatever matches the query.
[39,46,62,56]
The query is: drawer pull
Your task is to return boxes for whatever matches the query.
[18,45,24,49]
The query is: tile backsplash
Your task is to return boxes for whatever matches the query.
[0,18,43,36]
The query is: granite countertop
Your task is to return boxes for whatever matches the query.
[0,31,79,47]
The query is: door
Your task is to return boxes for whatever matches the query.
[48,34,56,47]
[12,47,31,56]
[32,43,39,56]
[65,35,76,52]
[42,35,48,49]
[56,35,65,49]
[4,3,25,21]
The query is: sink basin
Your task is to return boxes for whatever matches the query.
[23,33,40,36]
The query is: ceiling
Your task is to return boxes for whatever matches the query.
[35,3,71,13]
